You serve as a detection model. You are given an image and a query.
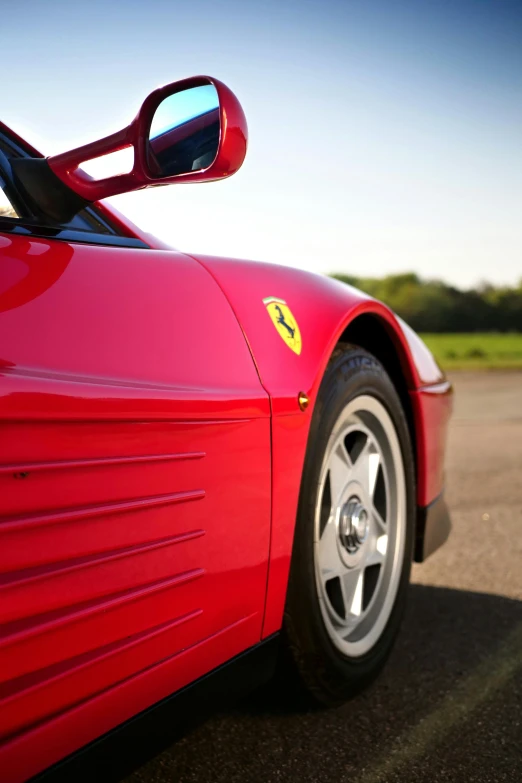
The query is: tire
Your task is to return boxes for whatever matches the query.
[283,344,416,706]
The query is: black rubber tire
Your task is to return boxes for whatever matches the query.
[282,344,416,707]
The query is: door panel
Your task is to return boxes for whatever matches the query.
[0,233,271,776]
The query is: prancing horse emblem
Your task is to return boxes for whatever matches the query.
[274,305,295,339]
[263,297,302,355]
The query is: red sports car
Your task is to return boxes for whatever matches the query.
[0,76,452,783]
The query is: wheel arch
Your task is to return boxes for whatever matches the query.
[336,312,417,476]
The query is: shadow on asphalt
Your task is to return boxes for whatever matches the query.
[241,583,521,716]
[128,585,522,783]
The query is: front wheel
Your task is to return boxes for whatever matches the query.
[283,345,415,706]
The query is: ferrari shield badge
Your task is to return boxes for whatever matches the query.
[263,297,302,355]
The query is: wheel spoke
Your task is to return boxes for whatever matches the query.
[366,534,388,566]
[366,507,387,566]
[340,568,364,619]
[352,439,381,497]
[317,517,342,579]
[328,442,352,503]
[372,505,387,534]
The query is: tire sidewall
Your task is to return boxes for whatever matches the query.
[285,347,416,703]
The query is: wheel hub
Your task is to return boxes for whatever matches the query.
[339,496,369,553]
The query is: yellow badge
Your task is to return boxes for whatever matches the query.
[263,297,302,355]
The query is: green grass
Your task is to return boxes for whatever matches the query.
[420,333,522,370]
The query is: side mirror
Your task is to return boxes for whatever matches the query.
[12,76,247,222]
[147,83,221,178]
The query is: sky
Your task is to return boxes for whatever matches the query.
[3,0,522,289]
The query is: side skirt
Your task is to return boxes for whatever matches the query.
[32,634,280,783]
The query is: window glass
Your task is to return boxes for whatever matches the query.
[0,185,19,219]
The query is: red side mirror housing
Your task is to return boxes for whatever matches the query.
[11,76,248,222]
[49,75,248,201]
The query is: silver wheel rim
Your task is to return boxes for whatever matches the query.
[314,394,406,657]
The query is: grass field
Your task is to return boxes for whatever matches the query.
[420,333,522,370]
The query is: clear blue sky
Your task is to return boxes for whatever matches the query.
[3,0,521,288]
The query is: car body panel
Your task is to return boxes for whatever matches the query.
[0,613,260,783]
[0,233,271,780]
[184,254,445,410]
[409,382,453,506]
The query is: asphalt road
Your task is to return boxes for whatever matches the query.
[125,372,522,783]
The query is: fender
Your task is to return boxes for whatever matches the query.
[187,255,444,405]
[187,254,452,637]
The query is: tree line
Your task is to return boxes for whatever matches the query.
[329,272,522,333]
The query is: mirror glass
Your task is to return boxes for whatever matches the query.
[148,84,220,178]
